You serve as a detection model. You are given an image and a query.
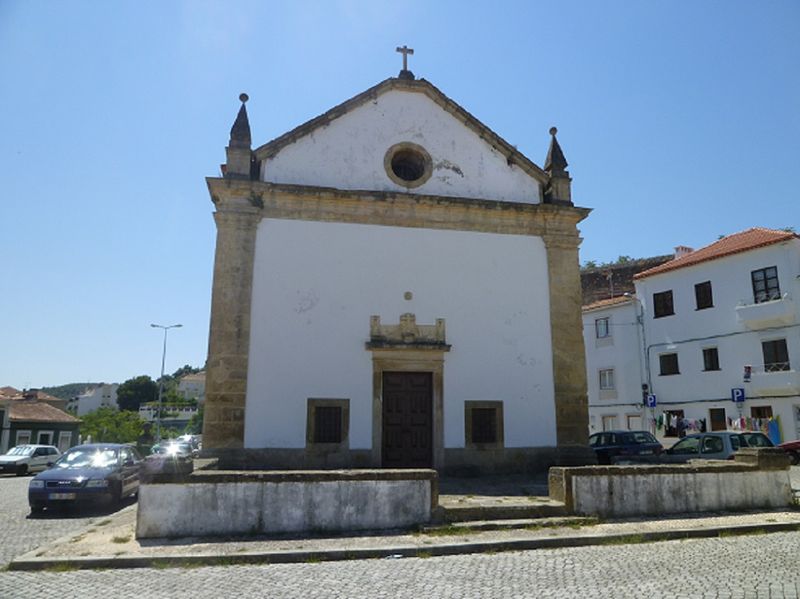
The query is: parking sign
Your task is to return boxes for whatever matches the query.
[646,394,657,408]
[731,388,745,403]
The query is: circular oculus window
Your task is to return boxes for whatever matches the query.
[384,142,432,188]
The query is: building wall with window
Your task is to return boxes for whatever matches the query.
[632,230,800,443]
[67,384,119,416]
[582,297,646,433]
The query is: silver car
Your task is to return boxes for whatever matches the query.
[0,445,61,475]
[663,432,764,462]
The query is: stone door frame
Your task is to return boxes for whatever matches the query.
[370,349,446,469]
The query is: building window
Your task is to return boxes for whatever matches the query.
[15,430,31,446]
[694,281,713,310]
[751,406,773,420]
[465,401,504,447]
[762,339,790,372]
[37,431,54,446]
[751,266,780,303]
[659,353,680,376]
[595,318,610,339]
[601,415,617,431]
[702,347,720,372]
[653,290,674,318]
[306,399,349,447]
[384,142,433,188]
[599,369,615,390]
[626,414,642,430]
[57,431,72,453]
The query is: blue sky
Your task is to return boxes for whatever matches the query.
[1,1,798,389]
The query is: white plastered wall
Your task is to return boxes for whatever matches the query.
[244,219,556,450]
[262,90,541,204]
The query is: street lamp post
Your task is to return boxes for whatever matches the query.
[151,323,182,443]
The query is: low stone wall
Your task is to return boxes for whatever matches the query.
[549,449,793,518]
[136,467,437,539]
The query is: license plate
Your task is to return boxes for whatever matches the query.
[48,493,76,500]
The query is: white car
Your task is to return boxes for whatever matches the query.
[0,445,61,476]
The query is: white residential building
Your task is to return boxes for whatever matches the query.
[177,372,205,404]
[67,384,119,416]
[584,227,800,445]
[582,296,646,434]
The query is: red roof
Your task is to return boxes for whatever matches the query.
[634,228,798,280]
[8,402,80,423]
[582,295,634,311]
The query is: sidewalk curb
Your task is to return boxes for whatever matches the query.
[9,520,800,571]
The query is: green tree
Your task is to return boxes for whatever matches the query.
[80,407,144,444]
[117,375,158,412]
[186,406,204,435]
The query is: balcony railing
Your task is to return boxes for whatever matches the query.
[749,362,799,397]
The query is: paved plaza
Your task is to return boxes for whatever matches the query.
[2,474,800,598]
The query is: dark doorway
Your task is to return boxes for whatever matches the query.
[382,371,433,468]
[709,408,727,431]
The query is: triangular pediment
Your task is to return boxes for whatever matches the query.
[253,78,549,204]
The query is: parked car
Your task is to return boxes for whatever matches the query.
[778,439,800,465]
[0,445,60,476]
[661,432,753,462]
[28,443,143,514]
[151,440,195,459]
[588,430,663,464]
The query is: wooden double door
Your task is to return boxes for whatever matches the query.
[381,371,433,468]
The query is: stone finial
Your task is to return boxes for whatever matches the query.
[225,93,254,179]
[543,126,572,205]
[229,93,252,150]
[544,126,568,174]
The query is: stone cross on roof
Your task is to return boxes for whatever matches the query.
[396,45,415,80]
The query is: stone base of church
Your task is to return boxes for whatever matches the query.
[202,445,597,474]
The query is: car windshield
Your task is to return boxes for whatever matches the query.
[6,446,35,457]
[55,448,118,469]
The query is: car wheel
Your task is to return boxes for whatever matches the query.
[789,451,800,466]
[16,464,28,476]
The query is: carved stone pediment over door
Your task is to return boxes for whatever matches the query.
[366,313,449,469]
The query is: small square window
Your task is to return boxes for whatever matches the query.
[653,290,674,318]
[306,399,349,447]
[702,347,720,371]
[659,353,680,376]
[595,318,610,339]
[599,369,615,390]
[465,401,504,448]
[694,281,713,310]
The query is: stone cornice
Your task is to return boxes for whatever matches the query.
[206,178,591,239]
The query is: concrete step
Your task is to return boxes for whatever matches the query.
[422,515,597,533]
[435,501,568,523]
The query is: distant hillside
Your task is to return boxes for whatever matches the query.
[40,383,103,400]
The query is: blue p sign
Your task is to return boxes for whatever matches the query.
[646,394,657,408]
[731,388,745,403]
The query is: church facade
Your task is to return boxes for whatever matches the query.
[202,67,592,473]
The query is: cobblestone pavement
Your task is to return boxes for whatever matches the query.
[0,475,129,567]
[2,468,798,598]
[1,531,798,598]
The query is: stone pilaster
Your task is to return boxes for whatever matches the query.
[543,232,590,449]
[203,196,261,450]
